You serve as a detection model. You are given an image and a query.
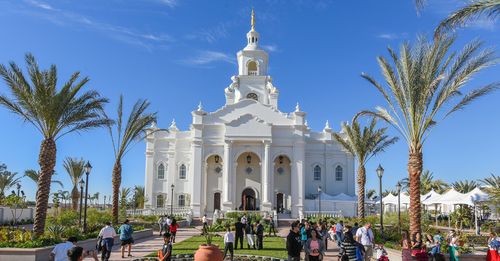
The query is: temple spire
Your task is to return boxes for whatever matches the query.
[251,8,255,31]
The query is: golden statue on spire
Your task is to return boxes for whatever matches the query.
[251,8,255,30]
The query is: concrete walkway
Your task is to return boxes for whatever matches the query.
[84,227,201,261]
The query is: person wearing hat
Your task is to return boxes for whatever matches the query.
[286,221,302,261]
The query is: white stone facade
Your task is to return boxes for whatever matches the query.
[143,15,355,218]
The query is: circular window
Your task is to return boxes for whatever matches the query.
[246,93,258,101]
[245,167,253,175]
[214,166,222,174]
[277,167,284,175]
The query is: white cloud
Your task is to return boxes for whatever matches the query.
[377,32,408,40]
[185,23,230,43]
[262,44,279,52]
[182,51,235,66]
[27,0,55,10]
[158,0,178,8]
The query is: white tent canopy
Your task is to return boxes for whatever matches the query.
[421,190,440,203]
[424,188,464,205]
[320,192,357,202]
[380,192,410,205]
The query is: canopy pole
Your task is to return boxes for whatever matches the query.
[474,204,479,235]
[435,203,438,227]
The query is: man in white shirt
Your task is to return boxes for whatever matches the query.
[355,223,374,261]
[335,220,344,246]
[158,215,165,235]
[98,222,117,261]
[165,216,172,232]
[49,236,77,261]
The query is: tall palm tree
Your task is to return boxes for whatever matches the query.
[0,53,111,237]
[366,189,377,200]
[480,173,500,188]
[62,157,85,210]
[133,185,146,209]
[24,169,64,189]
[356,34,498,234]
[108,95,157,223]
[120,187,132,210]
[333,118,398,218]
[452,180,479,193]
[94,192,100,207]
[420,170,449,194]
[0,166,21,202]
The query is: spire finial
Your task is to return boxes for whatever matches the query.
[325,120,330,129]
[295,102,300,112]
[251,8,255,31]
[197,101,203,111]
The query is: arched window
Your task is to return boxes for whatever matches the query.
[246,93,258,101]
[313,165,321,181]
[336,166,343,181]
[179,164,186,179]
[156,194,164,208]
[247,61,258,75]
[157,163,165,180]
[178,194,186,207]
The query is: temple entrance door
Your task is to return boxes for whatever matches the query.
[214,192,221,210]
[276,193,284,213]
[242,188,256,211]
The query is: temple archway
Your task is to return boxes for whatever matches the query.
[274,155,292,213]
[236,152,261,210]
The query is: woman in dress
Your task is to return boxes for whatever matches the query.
[304,229,325,261]
[447,230,459,261]
[401,230,412,261]
[487,232,500,261]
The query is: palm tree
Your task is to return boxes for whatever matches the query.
[120,187,132,210]
[62,157,85,210]
[0,53,111,237]
[480,173,500,188]
[356,34,498,234]
[452,180,479,193]
[24,169,64,188]
[420,170,449,194]
[94,192,100,207]
[0,164,21,202]
[435,0,500,36]
[366,189,377,200]
[107,95,157,223]
[333,118,398,218]
[133,185,146,209]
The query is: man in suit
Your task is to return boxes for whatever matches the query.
[234,219,245,250]
[256,221,264,250]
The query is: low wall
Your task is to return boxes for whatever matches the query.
[385,247,486,261]
[0,207,34,224]
[0,229,153,261]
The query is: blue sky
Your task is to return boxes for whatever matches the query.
[0,0,499,201]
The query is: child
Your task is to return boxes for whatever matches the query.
[223,226,234,261]
[158,233,172,261]
[375,244,389,261]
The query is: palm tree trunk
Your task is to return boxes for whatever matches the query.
[408,145,423,235]
[71,186,79,210]
[357,164,366,218]
[112,160,122,224]
[33,138,56,238]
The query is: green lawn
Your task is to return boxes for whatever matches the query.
[150,235,288,259]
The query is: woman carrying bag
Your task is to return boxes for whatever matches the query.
[304,229,325,261]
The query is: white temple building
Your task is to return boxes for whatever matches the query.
[143,10,356,218]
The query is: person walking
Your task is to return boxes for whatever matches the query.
[158,215,165,236]
[352,222,359,236]
[447,230,459,261]
[401,230,412,261]
[234,219,245,250]
[256,221,264,250]
[304,229,325,261]
[165,215,172,234]
[118,219,134,258]
[339,230,362,261]
[336,220,344,247]
[286,222,302,261]
[355,223,374,261]
[268,216,277,236]
[49,236,78,261]
[223,226,235,261]
[300,221,310,248]
[487,232,500,261]
[66,246,99,261]
[158,233,173,261]
[169,219,179,243]
[202,214,208,235]
[245,222,256,249]
[98,221,117,261]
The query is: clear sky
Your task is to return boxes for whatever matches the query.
[0,0,499,201]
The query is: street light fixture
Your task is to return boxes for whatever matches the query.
[170,184,175,216]
[83,161,92,233]
[317,186,322,218]
[396,182,402,234]
[376,164,384,237]
[79,179,85,227]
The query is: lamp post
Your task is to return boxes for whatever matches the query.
[79,179,84,227]
[83,161,92,233]
[376,164,384,237]
[396,182,402,234]
[317,186,322,218]
[170,184,175,216]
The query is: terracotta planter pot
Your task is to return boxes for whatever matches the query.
[194,244,223,261]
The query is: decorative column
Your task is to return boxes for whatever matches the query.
[144,149,154,209]
[190,141,203,217]
[222,141,233,210]
[261,140,272,211]
[292,140,305,218]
